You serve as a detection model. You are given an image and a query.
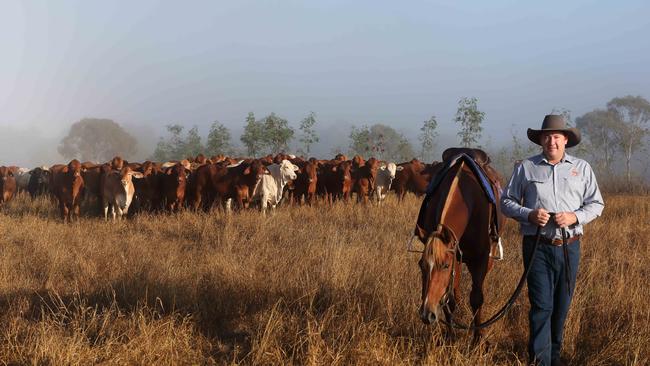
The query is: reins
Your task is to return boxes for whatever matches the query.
[411,221,554,330]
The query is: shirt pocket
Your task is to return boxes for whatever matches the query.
[525,175,552,209]
[562,176,585,201]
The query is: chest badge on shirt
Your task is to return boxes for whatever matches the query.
[570,168,579,177]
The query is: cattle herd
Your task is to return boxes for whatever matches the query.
[0,152,450,222]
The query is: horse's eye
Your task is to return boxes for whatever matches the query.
[442,263,450,270]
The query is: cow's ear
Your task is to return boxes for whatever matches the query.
[243,167,251,175]
[293,165,299,171]
[396,166,404,171]
[166,168,173,175]
[131,172,144,179]
[380,165,387,171]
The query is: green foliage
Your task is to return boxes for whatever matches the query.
[349,125,373,157]
[206,121,232,156]
[58,118,137,162]
[260,113,294,154]
[184,126,204,158]
[240,112,264,157]
[349,124,415,162]
[454,97,485,148]
[298,111,319,156]
[419,115,438,162]
[151,124,204,161]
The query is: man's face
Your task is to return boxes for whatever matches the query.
[540,131,568,161]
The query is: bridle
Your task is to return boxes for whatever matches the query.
[412,223,463,315]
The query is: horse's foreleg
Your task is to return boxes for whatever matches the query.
[469,260,489,344]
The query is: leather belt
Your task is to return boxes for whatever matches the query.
[525,235,581,246]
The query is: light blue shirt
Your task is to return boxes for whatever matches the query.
[500,153,604,239]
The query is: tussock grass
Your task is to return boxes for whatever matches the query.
[0,192,648,365]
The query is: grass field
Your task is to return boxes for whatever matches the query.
[0,192,648,365]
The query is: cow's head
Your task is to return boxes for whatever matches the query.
[243,160,268,181]
[304,161,318,184]
[380,162,403,180]
[333,161,352,182]
[280,159,299,181]
[120,167,144,188]
[110,156,124,170]
[66,159,83,178]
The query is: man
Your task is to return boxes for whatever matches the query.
[501,115,604,366]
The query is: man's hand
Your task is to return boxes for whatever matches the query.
[554,211,577,228]
[528,208,550,226]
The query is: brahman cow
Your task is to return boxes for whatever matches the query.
[374,162,403,204]
[102,166,143,221]
[250,159,299,214]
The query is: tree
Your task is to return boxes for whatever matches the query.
[261,113,294,154]
[151,124,203,161]
[454,97,485,148]
[298,111,319,156]
[349,123,415,162]
[575,109,619,173]
[206,121,232,156]
[58,118,137,162]
[240,112,264,157]
[349,125,373,157]
[184,126,204,158]
[607,95,650,183]
[419,115,438,162]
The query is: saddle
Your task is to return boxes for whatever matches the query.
[421,148,504,259]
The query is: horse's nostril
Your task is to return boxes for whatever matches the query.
[428,312,436,324]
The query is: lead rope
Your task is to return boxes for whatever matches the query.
[439,224,544,330]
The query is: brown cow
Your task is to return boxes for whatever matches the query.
[188,159,267,212]
[81,163,112,215]
[0,166,18,206]
[352,157,380,203]
[162,163,189,212]
[102,166,143,220]
[290,160,319,205]
[132,161,163,212]
[50,160,85,222]
[391,160,440,201]
[318,160,353,204]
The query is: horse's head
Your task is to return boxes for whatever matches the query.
[418,224,458,324]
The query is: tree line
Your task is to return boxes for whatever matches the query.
[56,95,650,184]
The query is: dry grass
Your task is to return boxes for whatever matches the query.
[0,192,648,365]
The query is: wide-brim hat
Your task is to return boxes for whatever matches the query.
[527,114,581,148]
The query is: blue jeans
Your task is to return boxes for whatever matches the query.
[523,236,580,366]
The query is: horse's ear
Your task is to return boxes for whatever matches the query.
[440,225,456,244]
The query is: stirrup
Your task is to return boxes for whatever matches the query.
[490,237,504,260]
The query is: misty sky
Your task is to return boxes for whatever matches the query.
[1,0,649,166]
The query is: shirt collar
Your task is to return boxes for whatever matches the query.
[533,152,575,165]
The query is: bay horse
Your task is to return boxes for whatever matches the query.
[413,150,503,342]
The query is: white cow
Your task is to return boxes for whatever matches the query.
[374,162,403,204]
[251,159,299,215]
[102,167,144,221]
[14,168,31,192]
